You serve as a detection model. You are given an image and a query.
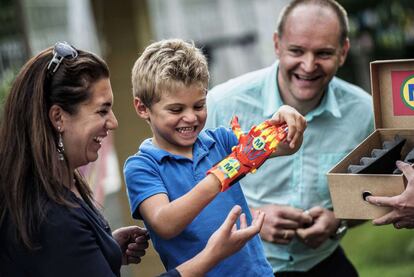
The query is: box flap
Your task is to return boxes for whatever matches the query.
[371,59,414,129]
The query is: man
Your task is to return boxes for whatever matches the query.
[205,0,374,276]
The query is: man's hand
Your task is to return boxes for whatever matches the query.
[367,161,414,229]
[253,204,312,244]
[112,226,149,265]
[296,207,340,249]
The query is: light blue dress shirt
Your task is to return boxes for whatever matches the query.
[205,61,374,272]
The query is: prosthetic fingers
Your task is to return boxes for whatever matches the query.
[208,116,288,191]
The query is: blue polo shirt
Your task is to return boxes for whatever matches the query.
[205,61,374,272]
[124,127,273,276]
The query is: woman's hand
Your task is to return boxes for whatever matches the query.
[112,226,149,265]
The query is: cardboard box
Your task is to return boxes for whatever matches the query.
[327,59,414,219]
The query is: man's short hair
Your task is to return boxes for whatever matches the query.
[277,0,349,45]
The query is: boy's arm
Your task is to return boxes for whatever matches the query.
[139,174,222,239]
[139,119,278,238]
[230,105,305,159]
[139,109,299,239]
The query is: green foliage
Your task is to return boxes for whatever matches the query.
[342,222,414,277]
[0,69,15,116]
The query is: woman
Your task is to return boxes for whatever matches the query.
[0,42,265,277]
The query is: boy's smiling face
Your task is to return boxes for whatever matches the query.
[139,83,207,157]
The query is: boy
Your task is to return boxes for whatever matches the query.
[124,39,307,276]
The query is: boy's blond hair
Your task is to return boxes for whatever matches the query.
[132,39,209,108]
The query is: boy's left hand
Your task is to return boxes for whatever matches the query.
[270,105,306,156]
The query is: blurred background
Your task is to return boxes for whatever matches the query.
[1,0,414,276]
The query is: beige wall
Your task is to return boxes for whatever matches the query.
[92,0,164,275]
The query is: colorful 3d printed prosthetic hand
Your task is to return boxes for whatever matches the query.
[208,116,288,192]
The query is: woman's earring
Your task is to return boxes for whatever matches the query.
[57,126,65,161]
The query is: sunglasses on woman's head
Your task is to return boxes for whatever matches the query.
[47,41,78,74]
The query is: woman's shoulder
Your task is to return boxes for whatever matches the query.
[0,199,87,272]
[0,197,119,277]
[31,197,92,244]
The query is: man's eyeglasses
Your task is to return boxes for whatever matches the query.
[47,41,78,74]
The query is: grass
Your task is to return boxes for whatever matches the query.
[342,222,414,277]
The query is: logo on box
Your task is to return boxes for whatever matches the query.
[392,71,414,115]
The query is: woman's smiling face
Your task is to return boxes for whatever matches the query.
[61,78,118,169]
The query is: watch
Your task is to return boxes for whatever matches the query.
[330,220,348,240]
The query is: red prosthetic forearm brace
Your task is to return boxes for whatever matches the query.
[208,116,288,192]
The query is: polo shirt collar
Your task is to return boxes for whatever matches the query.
[139,131,216,162]
[139,139,170,162]
[306,79,342,121]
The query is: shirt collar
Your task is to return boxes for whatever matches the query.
[263,61,342,121]
[262,61,284,118]
[139,131,216,163]
[306,78,342,121]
